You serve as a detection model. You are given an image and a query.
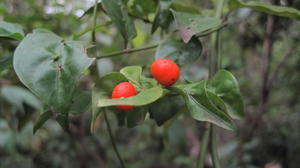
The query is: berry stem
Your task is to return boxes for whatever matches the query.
[103,111,126,168]
[96,44,158,59]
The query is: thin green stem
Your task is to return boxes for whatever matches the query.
[197,125,211,168]
[209,0,225,167]
[211,126,221,168]
[103,111,126,168]
[96,44,158,59]
[91,0,99,42]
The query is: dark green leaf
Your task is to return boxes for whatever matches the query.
[128,0,158,17]
[208,70,245,120]
[91,72,127,132]
[171,10,222,43]
[0,21,24,40]
[0,86,42,112]
[155,37,202,66]
[13,29,94,130]
[98,86,163,107]
[149,96,183,126]
[120,66,142,86]
[229,0,300,20]
[174,81,235,130]
[152,0,173,33]
[126,107,147,128]
[102,0,137,45]
[171,2,200,14]
[33,106,53,133]
[69,89,91,115]
[0,56,13,74]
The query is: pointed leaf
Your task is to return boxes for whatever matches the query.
[174,81,235,130]
[152,0,173,33]
[155,37,202,66]
[208,70,245,120]
[102,0,137,45]
[13,29,94,130]
[33,106,53,133]
[98,86,163,107]
[229,0,300,20]
[0,21,24,40]
[120,66,142,86]
[171,10,222,43]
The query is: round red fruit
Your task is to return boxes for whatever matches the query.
[150,58,180,86]
[111,82,136,111]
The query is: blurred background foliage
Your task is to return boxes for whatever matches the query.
[0,0,300,167]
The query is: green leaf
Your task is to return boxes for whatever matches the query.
[229,0,300,20]
[171,2,200,14]
[0,21,24,40]
[33,106,53,133]
[13,29,94,130]
[174,81,235,130]
[149,96,183,126]
[140,76,158,89]
[0,56,13,74]
[69,89,91,115]
[208,70,245,120]
[171,10,222,43]
[125,107,147,128]
[91,72,127,132]
[102,0,137,45]
[152,0,173,33]
[0,86,42,111]
[120,66,142,86]
[155,37,202,66]
[128,0,158,17]
[98,86,163,107]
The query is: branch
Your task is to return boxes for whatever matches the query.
[96,44,158,59]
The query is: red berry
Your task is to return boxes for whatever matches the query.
[111,82,136,111]
[150,58,180,86]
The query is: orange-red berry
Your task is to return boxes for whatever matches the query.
[150,58,180,86]
[111,82,136,111]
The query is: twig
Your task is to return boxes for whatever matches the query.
[197,124,210,168]
[103,111,126,168]
[96,44,158,59]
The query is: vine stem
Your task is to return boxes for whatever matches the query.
[96,44,158,59]
[91,0,99,42]
[103,111,126,168]
[197,124,211,168]
[209,0,225,168]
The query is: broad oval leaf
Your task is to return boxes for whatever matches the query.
[171,10,222,43]
[120,66,142,86]
[98,86,163,107]
[155,37,202,66]
[102,0,137,45]
[0,21,24,40]
[174,81,235,130]
[229,0,300,20]
[208,70,245,120]
[13,30,94,130]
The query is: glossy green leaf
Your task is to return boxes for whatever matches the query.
[155,37,202,66]
[33,106,53,133]
[0,56,13,74]
[152,0,173,33]
[171,10,222,43]
[208,70,245,120]
[174,81,235,130]
[171,2,200,14]
[149,96,183,126]
[102,0,137,45]
[0,21,24,40]
[120,66,142,86]
[98,86,163,107]
[229,0,300,20]
[0,86,42,111]
[91,72,127,132]
[13,29,94,130]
